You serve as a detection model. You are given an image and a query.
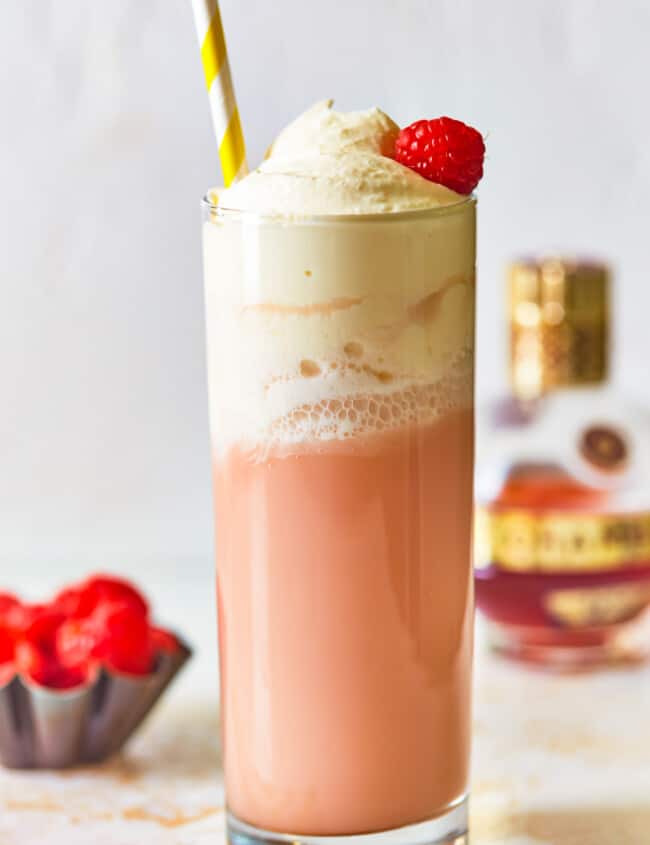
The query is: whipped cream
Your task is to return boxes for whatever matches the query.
[204,102,475,454]
[216,100,463,216]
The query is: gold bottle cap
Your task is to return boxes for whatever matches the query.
[508,258,609,400]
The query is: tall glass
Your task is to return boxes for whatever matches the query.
[202,197,476,845]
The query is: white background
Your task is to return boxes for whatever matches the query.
[1,1,649,590]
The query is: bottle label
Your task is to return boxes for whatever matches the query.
[544,582,650,627]
[579,424,628,474]
[475,506,650,572]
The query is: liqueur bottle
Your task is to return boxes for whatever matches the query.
[475,258,650,667]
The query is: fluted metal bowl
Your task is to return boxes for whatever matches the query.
[0,639,191,769]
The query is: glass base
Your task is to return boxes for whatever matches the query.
[227,796,468,845]
[486,617,650,670]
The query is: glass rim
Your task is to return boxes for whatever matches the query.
[201,191,476,224]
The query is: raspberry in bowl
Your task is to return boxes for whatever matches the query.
[0,575,190,768]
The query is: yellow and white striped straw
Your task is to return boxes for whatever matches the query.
[191,0,248,186]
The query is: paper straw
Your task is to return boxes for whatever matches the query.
[191,0,249,186]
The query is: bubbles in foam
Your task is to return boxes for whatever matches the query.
[267,352,472,445]
[299,359,321,377]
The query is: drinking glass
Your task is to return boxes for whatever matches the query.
[202,196,476,845]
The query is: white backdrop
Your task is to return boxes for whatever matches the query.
[1,1,649,579]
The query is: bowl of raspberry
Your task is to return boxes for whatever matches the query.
[0,574,190,768]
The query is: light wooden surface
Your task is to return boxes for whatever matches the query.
[1,575,649,845]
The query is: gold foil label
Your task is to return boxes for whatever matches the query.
[475,507,650,572]
[508,259,609,399]
[544,583,650,627]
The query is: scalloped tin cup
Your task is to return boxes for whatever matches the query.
[0,638,191,769]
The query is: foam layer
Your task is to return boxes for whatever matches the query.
[203,206,475,453]
[203,103,476,454]
[267,353,473,446]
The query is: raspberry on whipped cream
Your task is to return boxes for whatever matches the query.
[394,117,485,195]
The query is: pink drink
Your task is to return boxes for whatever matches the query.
[215,411,473,835]
[202,103,476,844]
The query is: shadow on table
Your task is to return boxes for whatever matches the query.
[504,805,650,845]
[65,700,223,784]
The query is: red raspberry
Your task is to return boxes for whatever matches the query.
[54,575,148,619]
[0,628,15,665]
[58,598,154,676]
[394,117,485,195]
[0,594,40,638]
[14,610,60,687]
[0,594,23,685]
[0,593,21,622]
[150,627,181,655]
[15,640,51,684]
[18,612,93,690]
[48,666,90,690]
[52,586,85,617]
[16,640,89,689]
[56,617,99,667]
[0,662,15,686]
[23,610,66,653]
[16,603,49,631]
[91,601,154,676]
